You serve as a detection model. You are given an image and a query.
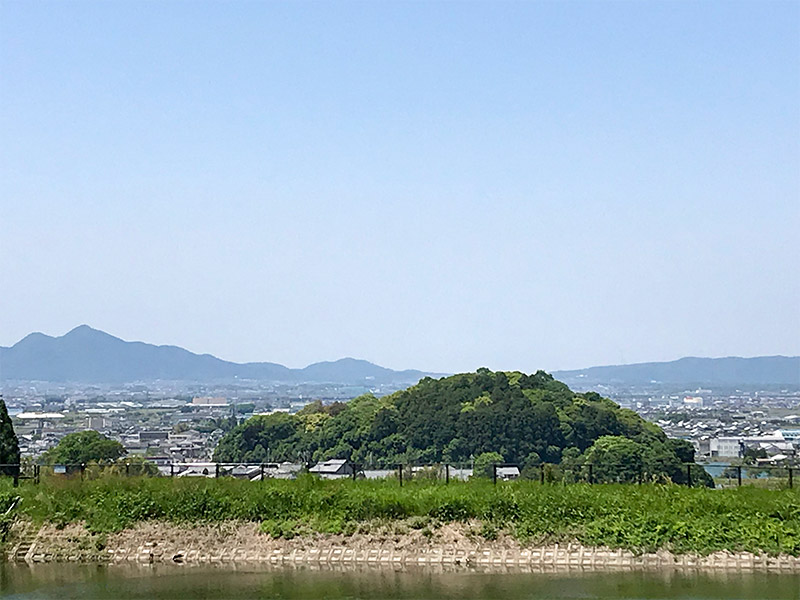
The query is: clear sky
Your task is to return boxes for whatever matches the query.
[1,1,798,373]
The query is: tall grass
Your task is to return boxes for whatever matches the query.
[1,476,798,556]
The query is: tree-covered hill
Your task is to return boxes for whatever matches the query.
[214,369,707,484]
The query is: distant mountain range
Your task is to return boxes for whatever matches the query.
[1,326,797,388]
[553,356,800,388]
[0,325,442,384]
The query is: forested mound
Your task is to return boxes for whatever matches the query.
[214,369,708,485]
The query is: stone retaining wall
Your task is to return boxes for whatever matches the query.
[96,544,800,571]
[114,545,800,571]
[13,522,800,572]
[25,541,800,572]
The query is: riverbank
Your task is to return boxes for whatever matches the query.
[7,520,800,572]
[2,476,799,563]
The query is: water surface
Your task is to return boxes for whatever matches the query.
[1,564,798,600]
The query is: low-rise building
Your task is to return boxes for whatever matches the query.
[710,437,744,458]
[309,459,353,479]
[496,466,520,481]
[191,396,228,407]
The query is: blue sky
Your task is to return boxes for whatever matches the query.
[1,1,798,373]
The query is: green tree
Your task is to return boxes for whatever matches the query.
[0,398,20,476]
[667,438,696,463]
[473,451,504,479]
[583,436,644,483]
[520,451,542,480]
[41,430,125,465]
[245,443,267,463]
[559,447,584,482]
[213,412,303,463]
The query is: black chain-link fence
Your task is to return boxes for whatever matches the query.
[1,460,795,489]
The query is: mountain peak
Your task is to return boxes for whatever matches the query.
[60,325,123,347]
[309,357,374,367]
[1,326,439,384]
[64,324,106,337]
[9,331,54,349]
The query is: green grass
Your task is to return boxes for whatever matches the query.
[1,475,798,556]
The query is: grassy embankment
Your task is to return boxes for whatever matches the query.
[1,475,798,556]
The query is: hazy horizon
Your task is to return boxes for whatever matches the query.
[2,2,798,373]
[2,323,798,375]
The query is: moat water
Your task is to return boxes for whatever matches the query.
[1,564,798,599]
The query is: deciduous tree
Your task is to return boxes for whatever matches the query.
[41,430,125,465]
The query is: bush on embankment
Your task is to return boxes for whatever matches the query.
[1,476,798,556]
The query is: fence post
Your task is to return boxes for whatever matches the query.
[540,464,545,485]
[588,464,593,484]
[737,465,742,487]
[445,463,450,485]
[12,466,19,488]
[215,463,220,478]
[352,463,357,481]
[80,463,86,481]
[35,464,40,485]
[492,464,497,485]
[686,464,692,487]
[398,464,403,487]
[125,463,130,477]
[260,463,264,481]
[170,463,174,478]
[788,467,793,489]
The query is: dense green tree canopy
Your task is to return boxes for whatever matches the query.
[41,430,126,465]
[583,436,646,482]
[579,435,712,487]
[0,398,20,475]
[213,369,704,484]
[473,451,504,479]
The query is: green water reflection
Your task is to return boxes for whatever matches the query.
[1,564,798,599]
